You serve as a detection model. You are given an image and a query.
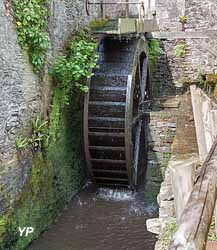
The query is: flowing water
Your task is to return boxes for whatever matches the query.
[28,183,157,250]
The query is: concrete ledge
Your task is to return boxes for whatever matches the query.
[146,31,217,40]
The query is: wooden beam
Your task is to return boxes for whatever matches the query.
[169,139,217,250]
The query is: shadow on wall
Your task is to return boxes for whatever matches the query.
[143,42,179,204]
[152,41,176,97]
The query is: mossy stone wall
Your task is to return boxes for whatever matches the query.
[0,98,86,250]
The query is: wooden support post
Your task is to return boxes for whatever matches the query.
[169,139,217,250]
[170,157,197,223]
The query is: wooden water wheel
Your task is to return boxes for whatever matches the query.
[84,37,150,189]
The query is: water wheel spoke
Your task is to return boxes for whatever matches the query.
[133,120,142,186]
[141,58,149,100]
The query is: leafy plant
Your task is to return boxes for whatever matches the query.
[30,114,49,151]
[197,72,211,94]
[15,136,29,150]
[179,16,187,31]
[174,44,186,57]
[11,0,50,73]
[49,31,98,142]
[197,72,217,95]
[179,16,187,24]
[148,39,163,71]
[51,31,98,96]
[15,114,49,152]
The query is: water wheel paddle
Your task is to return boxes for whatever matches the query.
[84,37,150,189]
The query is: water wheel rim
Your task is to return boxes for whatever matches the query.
[125,38,149,188]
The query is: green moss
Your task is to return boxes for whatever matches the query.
[89,18,109,30]
[0,95,86,250]
[148,39,163,73]
[159,218,177,250]
[145,181,161,204]
[49,87,63,143]
[0,153,54,250]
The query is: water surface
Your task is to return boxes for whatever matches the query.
[28,184,157,250]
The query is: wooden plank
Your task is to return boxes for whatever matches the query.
[93,169,127,174]
[91,158,126,164]
[169,139,217,250]
[89,131,125,137]
[95,177,128,182]
[89,146,125,151]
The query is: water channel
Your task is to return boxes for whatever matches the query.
[28,183,157,250]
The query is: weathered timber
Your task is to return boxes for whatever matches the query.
[169,139,217,250]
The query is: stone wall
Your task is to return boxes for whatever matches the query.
[153,0,217,97]
[0,1,41,212]
[185,0,217,31]
[145,102,178,202]
[156,0,185,31]
[149,0,217,248]
[49,0,94,59]
[0,0,94,213]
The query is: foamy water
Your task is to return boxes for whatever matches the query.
[97,188,136,201]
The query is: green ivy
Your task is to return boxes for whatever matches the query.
[12,0,50,73]
[50,31,98,142]
[51,31,98,95]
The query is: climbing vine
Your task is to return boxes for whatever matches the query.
[11,0,50,73]
[50,31,98,142]
[51,31,98,95]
